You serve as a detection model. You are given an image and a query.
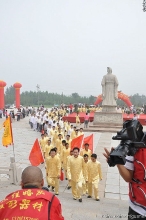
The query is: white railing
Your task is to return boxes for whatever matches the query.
[0,157,22,186]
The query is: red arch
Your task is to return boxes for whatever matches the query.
[94,91,132,107]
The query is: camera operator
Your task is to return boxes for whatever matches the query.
[103,147,146,220]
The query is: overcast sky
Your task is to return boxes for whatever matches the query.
[0,0,145,97]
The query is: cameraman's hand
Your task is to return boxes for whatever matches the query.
[103,147,114,162]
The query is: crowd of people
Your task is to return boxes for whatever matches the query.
[33,106,102,202]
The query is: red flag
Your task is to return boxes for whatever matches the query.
[29,139,44,166]
[60,169,64,181]
[71,134,84,150]
[83,134,93,152]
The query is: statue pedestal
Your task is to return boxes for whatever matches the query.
[93,111,123,125]
[102,105,117,113]
[89,111,123,132]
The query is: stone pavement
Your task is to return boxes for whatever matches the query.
[0,116,133,219]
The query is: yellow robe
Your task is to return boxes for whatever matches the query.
[87,160,102,199]
[82,160,89,194]
[57,131,64,139]
[66,138,72,149]
[80,149,92,159]
[44,144,53,158]
[50,129,57,146]
[87,160,102,182]
[46,155,60,176]
[44,136,49,144]
[67,156,84,182]
[76,115,80,124]
[55,138,63,154]
[83,160,88,180]
[78,131,84,136]
[67,155,84,199]
[71,131,78,140]
[62,148,70,178]
[46,155,61,194]
[39,138,46,153]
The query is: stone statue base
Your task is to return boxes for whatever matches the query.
[93,111,123,124]
[102,105,117,113]
[89,111,123,132]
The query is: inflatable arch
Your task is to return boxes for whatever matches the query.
[94,91,132,107]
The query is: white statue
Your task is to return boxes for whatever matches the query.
[101,67,118,106]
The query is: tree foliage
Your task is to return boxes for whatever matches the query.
[5,86,15,104]
[4,86,146,107]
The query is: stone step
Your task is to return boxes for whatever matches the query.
[90,123,122,128]
[84,127,121,132]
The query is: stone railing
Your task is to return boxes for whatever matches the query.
[0,157,22,186]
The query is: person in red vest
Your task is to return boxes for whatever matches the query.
[0,166,64,220]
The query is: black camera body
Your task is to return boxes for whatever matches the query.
[108,120,146,167]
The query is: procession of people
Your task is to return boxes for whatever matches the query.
[29,105,102,203]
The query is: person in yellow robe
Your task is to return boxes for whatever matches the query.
[39,134,46,156]
[57,127,64,139]
[44,132,49,144]
[70,127,76,140]
[50,126,57,146]
[86,153,102,201]
[60,140,66,165]
[66,135,72,149]
[61,143,70,180]
[66,150,73,189]
[82,107,86,112]
[63,120,68,131]
[80,143,92,159]
[82,154,89,195]
[55,134,63,155]
[71,129,79,140]
[78,128,84,136]
[76,113,80,126]
[67,121,71,132]
[67,147,84,202]
[44,139,53,158]
[46,148,61,195]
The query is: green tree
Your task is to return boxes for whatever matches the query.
[5,86,15,104]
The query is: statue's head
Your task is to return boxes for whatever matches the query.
[107,67,112,74]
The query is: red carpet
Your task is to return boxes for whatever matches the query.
[63,113,146,125]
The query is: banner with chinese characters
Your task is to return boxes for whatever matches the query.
[2,116,13,147]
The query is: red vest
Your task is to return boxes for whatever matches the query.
[129,148,146,206]
[0,188,55,219]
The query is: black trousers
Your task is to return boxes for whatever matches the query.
[128,207,146,220]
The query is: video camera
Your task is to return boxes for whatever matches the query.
[108,120,146,167]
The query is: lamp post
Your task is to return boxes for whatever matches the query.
[36,84,40,106]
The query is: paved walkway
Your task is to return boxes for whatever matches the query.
[0,116,132,219]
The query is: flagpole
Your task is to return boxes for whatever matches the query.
[12,143,15,159]
[80,134,84,150]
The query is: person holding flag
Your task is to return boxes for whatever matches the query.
[80,143,92,159]
[39,133,46,157]
[44,139,53,158]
